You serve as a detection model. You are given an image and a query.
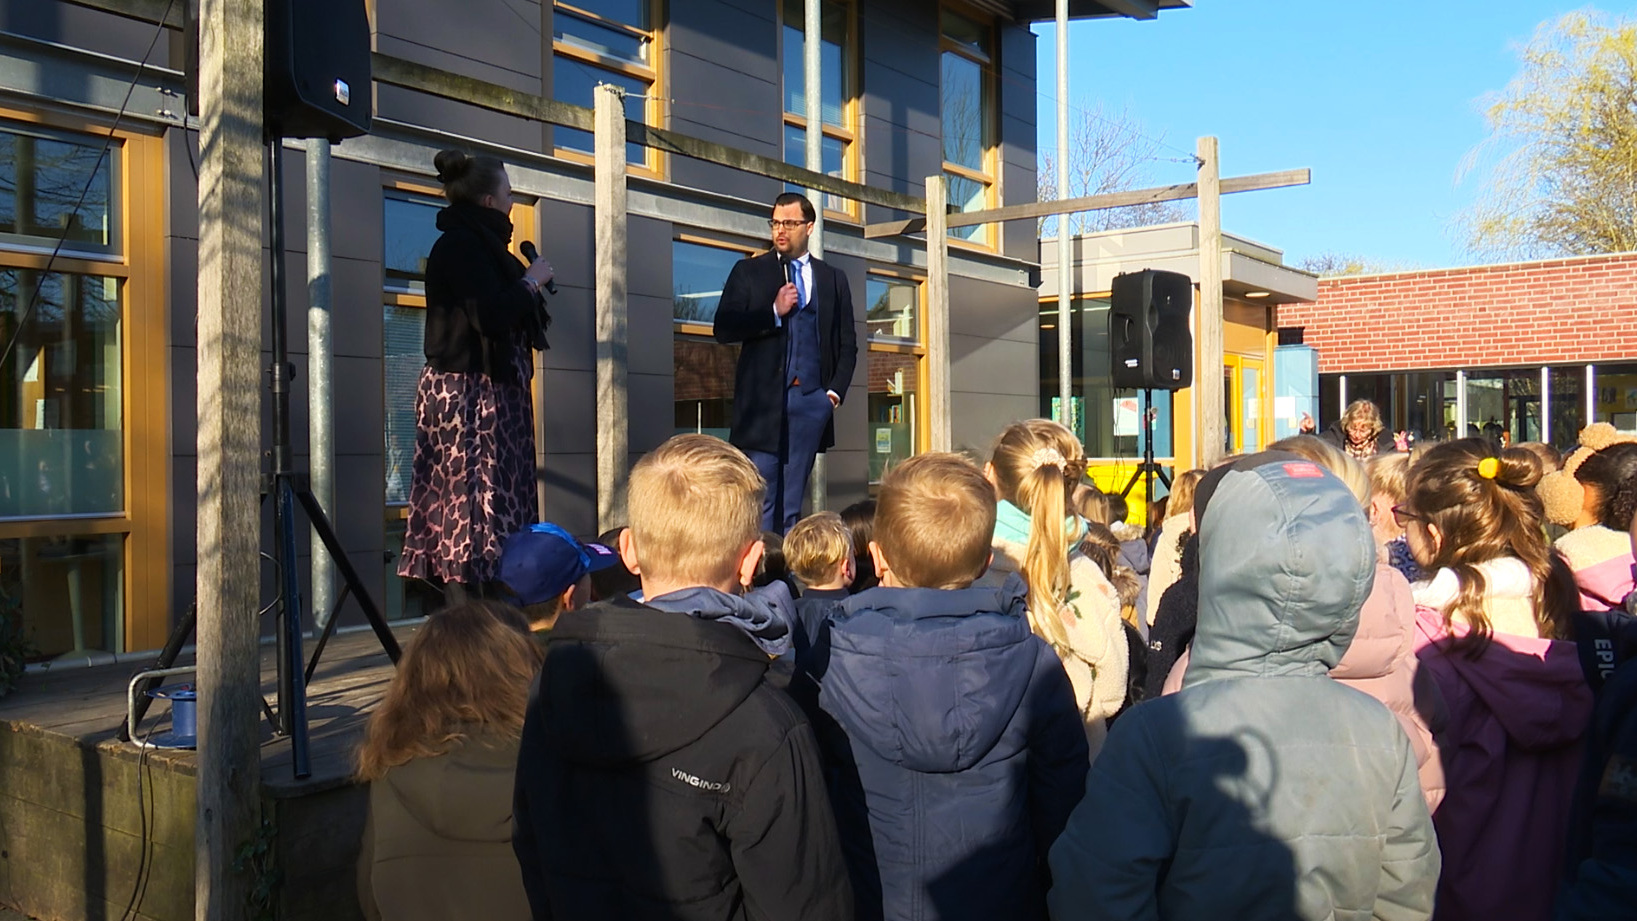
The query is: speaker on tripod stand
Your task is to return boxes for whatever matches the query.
[1109,269,1194,503]
[127,0,385,779]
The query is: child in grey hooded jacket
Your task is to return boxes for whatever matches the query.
[1047,451,1439,921]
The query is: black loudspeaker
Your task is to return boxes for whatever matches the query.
[1109,269,1194,391]
[264,0,373,141]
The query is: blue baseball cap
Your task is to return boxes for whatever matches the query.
[499,523,622,606]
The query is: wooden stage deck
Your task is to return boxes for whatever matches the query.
[0,622,421,921]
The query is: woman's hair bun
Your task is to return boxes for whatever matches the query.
[433,149,472,184]
[1495,447,1542,490]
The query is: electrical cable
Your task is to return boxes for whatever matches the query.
[0,0,178,376]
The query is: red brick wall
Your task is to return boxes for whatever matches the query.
[1277,253,1637,373]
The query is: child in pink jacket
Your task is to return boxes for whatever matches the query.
[1400,439,1593,921]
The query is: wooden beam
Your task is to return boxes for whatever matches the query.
[864,168,1311,238]
[372,54,926,214]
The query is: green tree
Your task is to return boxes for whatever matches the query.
[1458,12,1637,259]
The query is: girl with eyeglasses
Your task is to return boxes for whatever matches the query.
[1399,438,1591,921]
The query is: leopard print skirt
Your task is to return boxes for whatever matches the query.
[396,364,537,585]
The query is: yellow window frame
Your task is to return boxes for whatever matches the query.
[0,107,169,652]
[552,0,667,180]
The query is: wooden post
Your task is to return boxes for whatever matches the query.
[195,0,264,916]
[595,84,630,530]
[927,176,951,453]
[1197,136,1224,468]
[803,0,826,515]
[1055,0,1073,436]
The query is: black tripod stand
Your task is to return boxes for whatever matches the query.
[120,140,402,778]
[1119,388,1173,509]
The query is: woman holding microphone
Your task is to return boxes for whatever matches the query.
[398,149,553,604]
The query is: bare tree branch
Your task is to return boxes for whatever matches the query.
[1038,101,1189,238]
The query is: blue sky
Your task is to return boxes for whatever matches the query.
[1032,1,1599,270]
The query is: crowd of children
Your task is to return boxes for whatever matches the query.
[350,416,1637,921]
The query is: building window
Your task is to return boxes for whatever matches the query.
[1464,369,1542,445]
[0,117,166,657]
[673,237,754,437]
[381,189,443,506]
[940,7,995,247]
[1595,363,1637,435]
[1549,366,1585,448]
[1040,296,1174,459]
[866,273,925,486]
[552,0,659,170]
[780,0,856,218]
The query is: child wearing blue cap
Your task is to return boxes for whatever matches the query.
[498,523,621,641]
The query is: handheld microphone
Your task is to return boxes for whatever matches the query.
[782,254,794,286]
[519,241,558,295]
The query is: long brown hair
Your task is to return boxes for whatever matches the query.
[989,419,1088,652]
[1405,438,1575,651]
[1080,521,1143,628]
[356,601,542,781]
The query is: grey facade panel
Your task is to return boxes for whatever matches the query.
[168,236,198,348]
[628,216,676,301]
[375,3,544,85]
[823,448,869,511]
[951,389,1038,458]
[540,368,597,454]
[540,450,598,536]
[861,3,940,87]
[0,2,175,68]
[950,331,1037,397]
[332,256,388,360]
[951,273,1040,345]
[629,371,675,455]
[332,159,387,264]
[375,85,543,154]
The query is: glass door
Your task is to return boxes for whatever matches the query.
[1240,359,1264,453]
[1224,355,1266,455]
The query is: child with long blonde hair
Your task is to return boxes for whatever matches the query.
[1400,439,1592,921]
[984,419,1127,756]
[355,601,542,921]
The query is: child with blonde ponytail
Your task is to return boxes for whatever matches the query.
[984,419,1127,757]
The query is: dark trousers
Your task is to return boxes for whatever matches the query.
[747,385,832,533]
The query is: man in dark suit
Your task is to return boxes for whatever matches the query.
[713,193,858,533]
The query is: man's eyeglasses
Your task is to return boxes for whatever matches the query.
[769,219,810,230]
[1391,505,1424,527]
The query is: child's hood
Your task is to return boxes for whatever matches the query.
[1417,606,1592,751]
[821,573,1045,773]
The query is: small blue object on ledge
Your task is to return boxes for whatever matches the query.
[143,683,198,750]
